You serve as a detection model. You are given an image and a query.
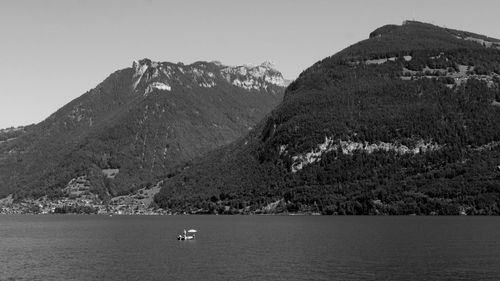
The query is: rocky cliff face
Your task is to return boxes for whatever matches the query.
[132,59,286,94]
[0,59,286,200]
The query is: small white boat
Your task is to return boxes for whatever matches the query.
[177,229,197,240]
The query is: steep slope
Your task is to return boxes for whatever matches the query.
[155,21,500,215]
[0,60,286,200]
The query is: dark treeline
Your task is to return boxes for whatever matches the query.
[53,205,99,214]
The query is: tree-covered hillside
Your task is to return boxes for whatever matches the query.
[155,21,500,215]
[0,60,285,200]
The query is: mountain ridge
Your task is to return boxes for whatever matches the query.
[0,59,287,201]
[154,21,500,215]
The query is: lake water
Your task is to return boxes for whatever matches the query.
[0,215,499,280]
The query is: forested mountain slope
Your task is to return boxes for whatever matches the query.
[0,60,285,200]
[155,21,500,215]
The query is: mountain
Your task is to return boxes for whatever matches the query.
[0,59,286,200]
[154,21,500,215]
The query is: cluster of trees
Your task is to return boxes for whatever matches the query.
[335,21,482,63]
[279,146,500,215]
[0,125,34,142]
[53,205,98,214]
[154,145,500,215]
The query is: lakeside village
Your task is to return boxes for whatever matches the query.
[0,176,304,216]
[0,176,169,215]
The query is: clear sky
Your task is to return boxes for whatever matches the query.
[1,0,500,128]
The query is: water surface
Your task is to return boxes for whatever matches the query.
[0,215,499,280]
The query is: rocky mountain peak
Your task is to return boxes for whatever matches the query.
[130,59,287,95]
[132,58,152,72]
[221,62,286,89]
[260,60,277,70]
